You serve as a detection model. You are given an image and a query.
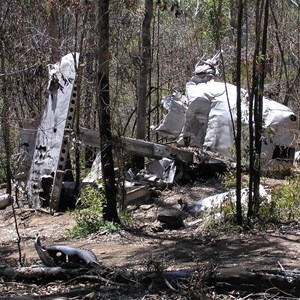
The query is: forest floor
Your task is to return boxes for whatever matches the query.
[1,178,300,299]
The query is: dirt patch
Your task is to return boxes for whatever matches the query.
[1,179,300,298]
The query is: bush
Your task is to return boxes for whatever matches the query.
[266,175,300,222]
[67,184,119,238]
[205,174,300,231]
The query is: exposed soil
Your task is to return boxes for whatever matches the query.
[1,178,300,299]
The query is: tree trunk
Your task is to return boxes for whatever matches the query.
[206,267,300,296]
[48,3,60,62]
[135,0,153,170]
[0,37,12,194]
[97,0,119,223]
[235,0,244,225]
[254,0,269,213]
[248,0,269,219]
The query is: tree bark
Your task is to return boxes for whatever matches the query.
[252,0,269,214]
[0,34,12,194]
[247,0,266,220]
[206,267,300,297]
[97,0,119,222]
[48,3,60,62]
[135,0,153,170]
[2,266,300,297]
[235,0,244,225]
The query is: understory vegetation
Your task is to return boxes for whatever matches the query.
[205,171,300,231]
[67,183,134,237]
[68,168,300,237]
[67,184,120,237]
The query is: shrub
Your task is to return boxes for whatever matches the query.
[67,184,119,238]
[266,175,300,222]
[205,174,300,230]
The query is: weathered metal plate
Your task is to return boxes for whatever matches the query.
[27,53,79,208]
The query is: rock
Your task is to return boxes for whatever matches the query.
[0,194,13,210]
[157,209,184,229]
[151,220,164,232]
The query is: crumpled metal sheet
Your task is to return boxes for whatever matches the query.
[35,236,101,268]
[156,56,298,163]
[190,185,271,218]
[155,91,187,139]
[146,158,176,184]
[180,80,249,155]
[26,53,79,208]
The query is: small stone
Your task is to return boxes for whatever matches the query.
[157,209,184,229]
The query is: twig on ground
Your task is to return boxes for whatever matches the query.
[163,277,179,292]
[66,274,127,286]
[11,203,22,266]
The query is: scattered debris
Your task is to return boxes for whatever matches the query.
[155,52,299,167]
[190,185,271,217]
[0,194,13,210]
[35,236,101,268]
[206,266,300,297]
[16,52,298,212]
[125,185,150,205]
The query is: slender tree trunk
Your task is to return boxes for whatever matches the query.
[0,39,12,194]
[253,0,269,213]
[74,5,89,194]
[235,0,244,225]
[211,0,223,51]
[248,0,269,219]
[84,55,96,168]
[270,4,291,106]
[229,0,238,84]
[97,0,119,223]
[48,3,59,62]
[135,0,153,170]
[155,8,161,143]
[248,0,262,220]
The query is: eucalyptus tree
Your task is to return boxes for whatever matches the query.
[97,0,119,222]
[135,0,153,169]
[246,0,270,220]
[235,0,244,225]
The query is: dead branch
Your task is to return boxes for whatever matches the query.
[2,265,300,297]
[66,274,127,286]
[11,203,22,266]
[0,266,88,281]
[206,267,300,297]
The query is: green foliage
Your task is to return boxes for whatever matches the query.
[67,183,135,238]
[204,191,247,232]
[218,171,236,189]
[218,170,248,190]
[68,185,105,237]
[119,209,134,227]
[67,184,119,238]
[265,175,300,222]
[205,175,300,231]
[101,221,120,232]
[0,150,7,184]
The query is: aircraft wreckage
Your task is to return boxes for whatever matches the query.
[15,52,299,211]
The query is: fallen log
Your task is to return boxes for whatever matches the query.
[2,265,300,297]
[206,267,300,297]
[0,265,132,286]
[0,266,87,281]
